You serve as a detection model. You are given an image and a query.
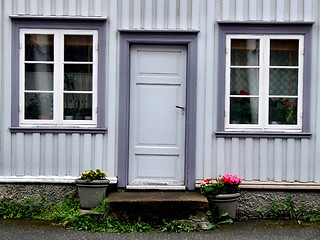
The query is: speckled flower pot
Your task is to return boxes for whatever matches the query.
[75,179,109,209]
[206,193,240,219]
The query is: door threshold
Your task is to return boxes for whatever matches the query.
[126,185,186,190]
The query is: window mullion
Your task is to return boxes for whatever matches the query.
[261,36,270,130]
[54,30,63,125]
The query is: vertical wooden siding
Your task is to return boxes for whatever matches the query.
[1,0,320,183]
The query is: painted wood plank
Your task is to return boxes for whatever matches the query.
[82,134,92,171]
[168,0,177,29]
[44,134,53,175]
[58,134,67,176]
[294,139,301,181]
[179,0,188,29]
[236,0,244,21]
[253,139,260,180]
[94,134,103,169]
[80,0,89,16]
[216,138,225,176]
[42,0,51,16]
[93,0,102,16]
[31,133,41,176]
[17,0,26,15]
[231,138,240,174]
[68,0,77,16]
[239,139,245,179]
[267,139,274,180]
[222,0,230,21]
[248,0,257,20]
[55,0,64,16]
[259,138,268,181]
[191,0,200,29]
[132,0,142,29]
[203,0,215,179]
[225,139,231,174]
[300,139,309,182]
[156,0,165,29]
[71,134,80,176]
[11,134,17,176]
[290,0,299,21]
[263,0,271,20]
[274,138,282,181]
[304,0,312,21]
[195,0,206,180]
[286,138,295,182]
[144,0,153,29]
[24,134,32,175]
[52,134,58,176]
[16,133,25,176]
[121,0,130,29]
[29,0,39,15]
[276,0,285,21]
[244,138,253,180]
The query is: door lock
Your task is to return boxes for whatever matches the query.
[175,105,185,110]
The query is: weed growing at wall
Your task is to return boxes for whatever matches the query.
[259,196,320,224]
[0,193,201,232]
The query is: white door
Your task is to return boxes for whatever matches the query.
[128,45,187,189]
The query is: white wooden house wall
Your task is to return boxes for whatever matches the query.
[0,0,319,187]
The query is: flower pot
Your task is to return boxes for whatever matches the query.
[206,193,240,219]
[75,179,109,209]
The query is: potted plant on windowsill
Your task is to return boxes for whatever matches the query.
[200,173,242,219]
[75,168,109,209]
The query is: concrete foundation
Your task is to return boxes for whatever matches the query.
[237,190,320,218]
[0,183,77,203]
[1,183,320,221]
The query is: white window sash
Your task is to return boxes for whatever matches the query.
[225,34,304,132]
[19,29,98,127]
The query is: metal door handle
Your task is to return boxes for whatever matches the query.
[175,105,185,110]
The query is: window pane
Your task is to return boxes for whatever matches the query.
[64,64,93,91]
[64,93,92,120]
[230,68,259,95]
[64,35,93,62]
[269,98,297,124]
[25,93,53,120]
[230,97,258,124]
[270,40,298,66]
[269,69,298,96]
[231,39,259,66]
[25,64,53,90]
[25,34,54,61]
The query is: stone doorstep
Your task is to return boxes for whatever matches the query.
[106,191,210,229]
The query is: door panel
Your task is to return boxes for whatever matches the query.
[128,45,187,187]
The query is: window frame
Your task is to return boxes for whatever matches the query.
[216,23,313,138]
[10,18,107,133]
[225,34,304,132]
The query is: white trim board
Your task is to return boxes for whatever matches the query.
[0,176,117,184]
[196,180,320,190]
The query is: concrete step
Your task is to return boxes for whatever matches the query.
[107,191,209,223]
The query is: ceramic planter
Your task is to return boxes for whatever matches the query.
[206,193,240,219]
[75,179,109,209]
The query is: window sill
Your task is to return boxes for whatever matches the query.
[215,131,312,138]
[10,127,107,134]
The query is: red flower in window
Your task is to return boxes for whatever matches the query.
[239,90,249,95]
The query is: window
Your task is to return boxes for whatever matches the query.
[20,29,98,127]
[11,19,107,132]
[225,35,303,132]
[217,23,312,137]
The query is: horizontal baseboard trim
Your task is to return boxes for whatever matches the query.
[196,179,320,190]
[0,176,117,184]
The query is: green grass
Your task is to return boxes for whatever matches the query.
[0,193,201,232]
